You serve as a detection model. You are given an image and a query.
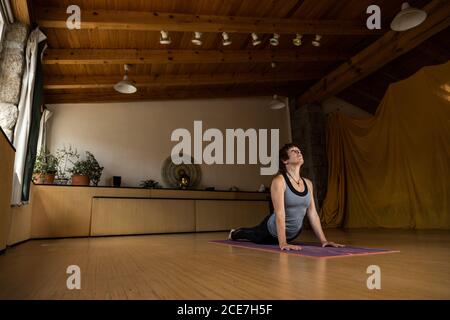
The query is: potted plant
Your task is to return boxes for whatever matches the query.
[33,151,58,184]
[68,151,104,186]
[140,179,161,189]
[55,145,79,185]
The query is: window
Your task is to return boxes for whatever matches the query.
[0,5,6,51]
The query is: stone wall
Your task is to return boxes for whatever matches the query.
[0,22,28,142]
[290,100,328,211]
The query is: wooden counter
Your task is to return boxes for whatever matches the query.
[31,185,270,238]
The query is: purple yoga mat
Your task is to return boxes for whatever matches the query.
[209,240,399,258]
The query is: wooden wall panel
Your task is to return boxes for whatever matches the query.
[30,185,268,238]
[7,203,33,246]
[90,198,196,236]
[0,129,14,251]
[7,183,34,246]
[149,189,268,200]
[196,200,269,232]
[31,186,150,238]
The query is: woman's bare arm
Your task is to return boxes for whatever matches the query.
[305,179,345,248]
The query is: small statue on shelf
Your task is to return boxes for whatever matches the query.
[177,169,190,190]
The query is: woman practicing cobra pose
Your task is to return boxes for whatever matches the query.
[229,143,344,251]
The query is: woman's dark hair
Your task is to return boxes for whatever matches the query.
[278,143,302,174]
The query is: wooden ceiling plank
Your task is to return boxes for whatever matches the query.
[298,0,450,105]
[43,49,351,65]
[36,7,380,35]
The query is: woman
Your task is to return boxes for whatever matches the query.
[229,143,344,251]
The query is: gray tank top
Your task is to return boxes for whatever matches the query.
[267,173,311,239]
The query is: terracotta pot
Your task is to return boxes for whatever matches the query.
[71,175,90,186]
[33,173,55,185]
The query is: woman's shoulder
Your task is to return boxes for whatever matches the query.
[271,173,286,188]
[302,177,313,189]
[272,173,285,181]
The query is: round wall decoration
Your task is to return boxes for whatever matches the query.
[161,154,202,189]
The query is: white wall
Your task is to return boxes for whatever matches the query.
[46,97,292,191]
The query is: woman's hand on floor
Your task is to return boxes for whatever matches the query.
[279,243,302,251]
[321,241,345,248]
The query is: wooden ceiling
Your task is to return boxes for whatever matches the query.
[27,0,449,111]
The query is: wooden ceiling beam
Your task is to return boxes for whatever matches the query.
[11,0,31,26]
[43,87,296,104]
[36,7,379,35]
[298,0,450,105]
[43,49,350,65]
[44,72,319,90]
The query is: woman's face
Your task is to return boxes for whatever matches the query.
[284,147,304,166]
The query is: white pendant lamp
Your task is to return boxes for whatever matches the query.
[114,64,137,94]
[269,94,286,110]
[390,2,427,31]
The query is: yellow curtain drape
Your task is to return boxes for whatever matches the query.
[320,61,450,229]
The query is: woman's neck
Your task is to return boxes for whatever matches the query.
[286,165,301,179]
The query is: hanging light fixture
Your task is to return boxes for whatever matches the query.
[222,32,232,46]
[269,33,280,46]
[251,33,261,46]
[159,30,171,45]
[292,33,303,46]
[311,34,322,47]
[191,32,203,45]
[269,94,286,110]
[268,61,286,110]
[114,64,137,94]
[390,2,427,31]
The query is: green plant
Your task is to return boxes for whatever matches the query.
[68,151,104,186]
[55,145,79,180]
[33,151,58,175]
[140,179,161,189]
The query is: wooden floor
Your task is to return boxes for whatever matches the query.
[0,229,449,299]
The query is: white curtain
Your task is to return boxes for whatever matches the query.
[11,27,46,205]
[36,108,53,154]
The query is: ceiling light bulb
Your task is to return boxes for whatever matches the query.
[114,64,137,94]
[251,33,261,46]
[292,34,303,46]
[222,32,232,46]
[312,34,321,47]
[192,32,203,45]
[390,2,427,31]
[160,30,171,45]
[269,33,280,46]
